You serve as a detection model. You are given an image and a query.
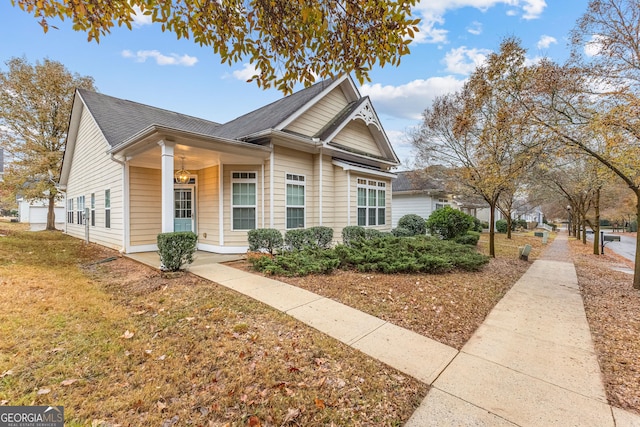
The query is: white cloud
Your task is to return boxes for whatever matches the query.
[521,0,546,20]
[361,76,465,121]
[121,50,198,66]
[232,63,259,81]
[131,6,152,27]
[467,21,483,35]
[443,46,491,75]
[536,35,557,49]
[410,1,547,44]
[584,34,606,57]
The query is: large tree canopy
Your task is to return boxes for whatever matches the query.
[12,0,420,93]
[0,57,95,230]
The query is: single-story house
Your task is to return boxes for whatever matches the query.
[59,75,399,253]
[391,169,454,227]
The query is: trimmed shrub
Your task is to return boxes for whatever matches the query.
[425,206,475,239]
[472,217,484,232]
[309,226,334,249]
[342,226,366,246]
[284,229,312,251]
[157,231,197,272]
[397,214,426,236]
[454,231,481,246]
[364,228,387,240]
[391,227,414,237]
[514,219,528,230]
[495,219,508,233]
[247,228,283,254]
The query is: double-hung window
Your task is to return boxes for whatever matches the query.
[105,189,111,229]
[435,198,449,210]
[357,179,386,226]
[286,173,305,229]
[76,196,85,225]
[67,198,74,224]
[231,172,257,230]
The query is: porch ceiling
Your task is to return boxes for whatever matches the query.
[127,144,264,170]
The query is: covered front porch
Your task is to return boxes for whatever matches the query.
[111,126,271,254]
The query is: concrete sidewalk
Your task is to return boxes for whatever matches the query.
[407,233,640,426]
[127,236,640,426]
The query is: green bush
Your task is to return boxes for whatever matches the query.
[284,228,312,251]
[364,228,387,240]
[495,219,508,233]
[454,231,481,246]
[249,249,340,276]
[342,226,366,246]
[426,206,476,239]
[157,231,197,272]
[309,226,334,249]
[514,219,528,230]
[391,227,413,237]
[472,217,484,232]
[247,228,283,254]
[397,214,426,236]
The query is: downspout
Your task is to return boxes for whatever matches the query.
[110,154,128,253]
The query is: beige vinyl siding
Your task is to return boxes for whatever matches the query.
[332,167,349,240]
[319,154,336,230]
[332,120,383,157]
[223,165,263,247]
[285,88,349,136]
[197,165,220,244]
[129,167,161,246]
[65,106,123,250]
[272,146,315,231]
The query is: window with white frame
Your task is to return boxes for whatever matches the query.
[76,195,85,225]
[231,172,257,230]
[67,198,74,224]
[105,189,111,229]
[435,198,450,210]
[90,193,95,226]
[286,173,305,229]
[357,178,386,226]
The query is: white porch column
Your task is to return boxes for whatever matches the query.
[159,140,175,233]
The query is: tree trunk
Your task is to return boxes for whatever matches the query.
[489,203,496,258]
[582,217,587,245]
[594,188,600,255]
[506,216,512,240]
[46,195,56,231]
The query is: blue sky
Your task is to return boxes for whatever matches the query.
[0,0,589,168]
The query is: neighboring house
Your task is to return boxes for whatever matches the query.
[391,170,453,227]
[59,75,399,253]
[17,196,65,230]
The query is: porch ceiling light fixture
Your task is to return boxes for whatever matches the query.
[175,156,190,184]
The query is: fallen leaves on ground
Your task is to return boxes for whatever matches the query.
[570,239,640,415]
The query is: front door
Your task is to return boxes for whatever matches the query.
[174,188,195,232]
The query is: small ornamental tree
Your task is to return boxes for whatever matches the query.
[425,206,475,240]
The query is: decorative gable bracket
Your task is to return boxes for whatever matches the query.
[353,102,382,132]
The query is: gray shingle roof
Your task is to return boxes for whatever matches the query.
[393,170,446,193]
[79,78,337,146]
[213,78,336,139]
[78,89,222,147]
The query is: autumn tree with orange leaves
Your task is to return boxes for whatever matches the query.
[10,0,419,93]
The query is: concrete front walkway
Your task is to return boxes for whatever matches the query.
[407,233,639,426]
[127,236,640,426]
